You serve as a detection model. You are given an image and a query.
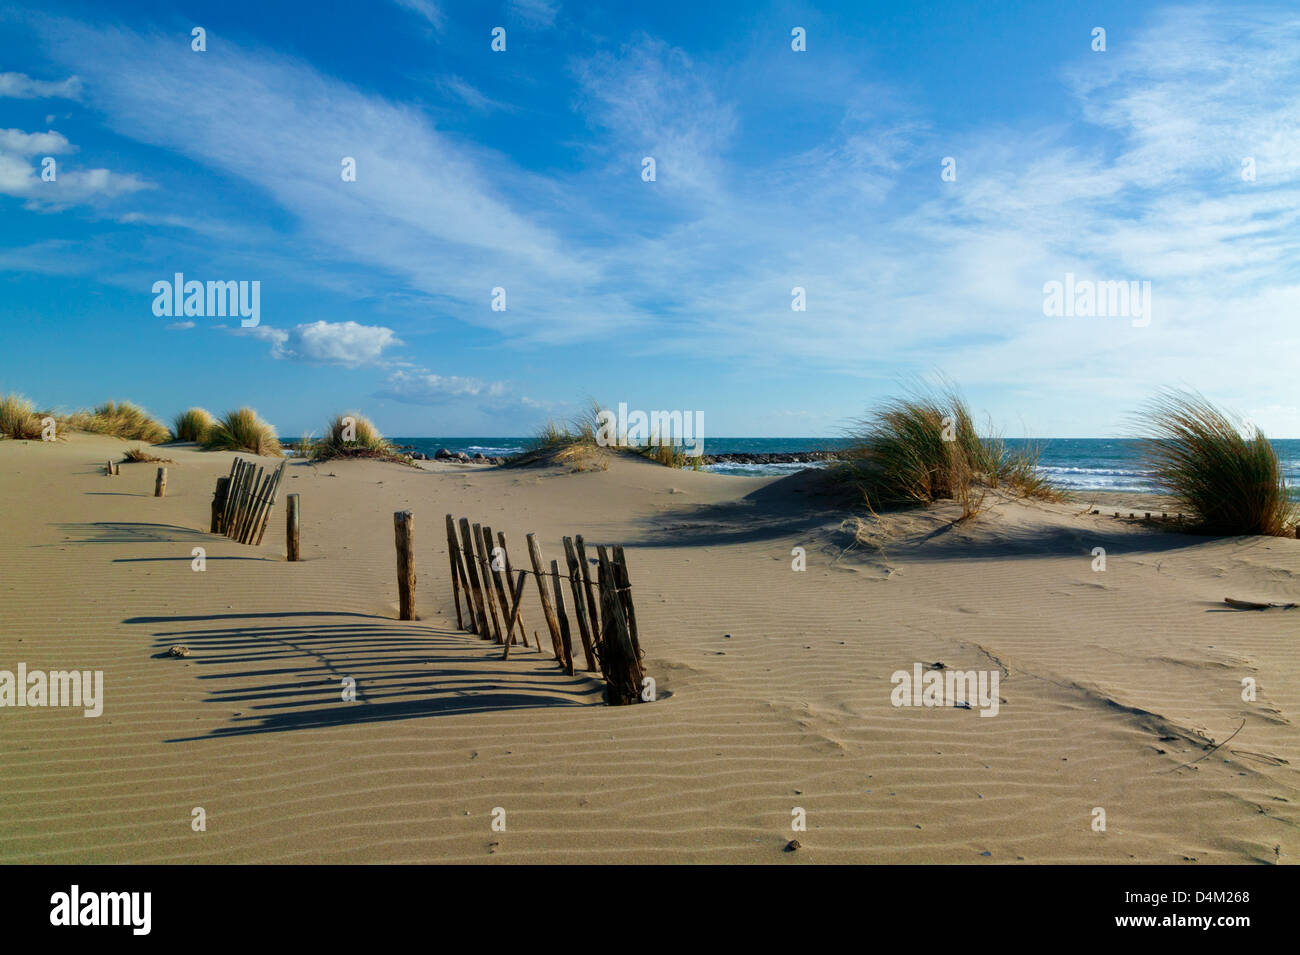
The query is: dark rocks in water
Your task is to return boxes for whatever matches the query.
[434,447,453,459]
[473,452,487,460]
[699,450,844,466]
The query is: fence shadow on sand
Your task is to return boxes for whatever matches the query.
[135,611,604,741]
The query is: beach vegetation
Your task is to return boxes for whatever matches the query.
[202,407,283,456]
[171,407,216,443]
[1136,389,1296,536]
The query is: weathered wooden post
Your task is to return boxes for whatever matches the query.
[574,535,601,643]
[458,518,490,638]
[526,534,565,663]
[286,493,301,561]
[501,572,527,661]
[154,467,167,497]
[394,510,415,620]
[550,560,575,675]
[445,514,464,630]
[563,537,598,672]
[106,460,114,477]
[211,477,230,533]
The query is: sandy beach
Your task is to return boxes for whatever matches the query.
[1,433,1296,864]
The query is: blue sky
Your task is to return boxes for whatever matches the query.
[2,0,1298,438]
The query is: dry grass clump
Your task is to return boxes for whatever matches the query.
[511,401,610,471]
[202,407,283,456]
[1137,389,1296,536]
[66,401,169,443]
[171,407,216,443]
[838,384,1058,517]
[306,413,409,464]
[122,447,174,463]
[0,393,43,440]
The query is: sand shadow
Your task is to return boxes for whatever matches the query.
[136,613,603,740]
[53,521,213,544]
[627,468,854,548]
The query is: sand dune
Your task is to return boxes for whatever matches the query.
[1,434,1296,863]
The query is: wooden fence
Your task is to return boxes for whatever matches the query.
[210,458,287,545]
[442,514,647,705]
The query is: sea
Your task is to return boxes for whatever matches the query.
[389,437,1300,496]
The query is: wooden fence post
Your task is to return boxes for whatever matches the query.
[550,560,575,675]
[497,531,529,646]
[563,537,598,672]
[574,535,601,646]
[211,477,230,533]
[501,572,528,661]
[286,493,301,561]
[472,523,505,643]
[394,510,415,620]
[154,467,167,497]
[458,518,490,639]
[596,544,644,704]
[483,525,517,645]
[526,534,565,663]
[611,545,644,663]
[445,514,464,631]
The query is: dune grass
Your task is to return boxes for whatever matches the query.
[65,401,170,444]
[0,393,43,440]
[122,447,174,464]
[202,407,283,456]
[838,385,1058,516]
[171,407,216,443]
[306,413,407,463]
[513,401,610,470]
[1137,390,1296,536]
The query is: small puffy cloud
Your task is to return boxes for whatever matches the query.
[167,321,195,330]
[247,320,402,366]
[0,72,82,100]
[0,127,147,207]
[0,128,73,155]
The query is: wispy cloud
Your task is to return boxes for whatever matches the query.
[392,0,445,32]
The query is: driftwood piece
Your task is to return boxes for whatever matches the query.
[1224,597,1299,611]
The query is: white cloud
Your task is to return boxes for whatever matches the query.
[510,0,558,27]
[0,72,81,99]
[247,321,402,366]
[392,0,445,31]
[378,371,506,402]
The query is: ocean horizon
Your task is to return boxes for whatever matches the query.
[388,436,1300,493]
